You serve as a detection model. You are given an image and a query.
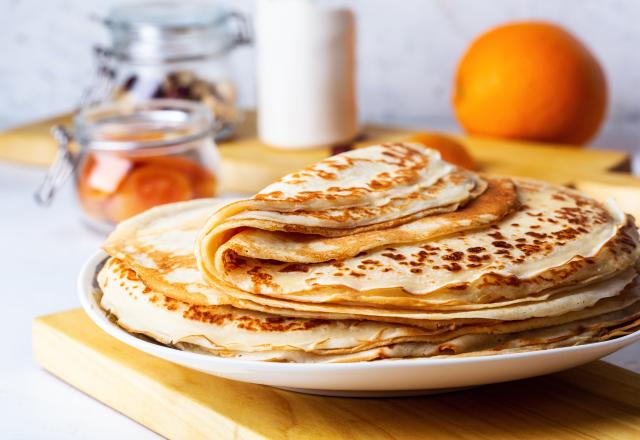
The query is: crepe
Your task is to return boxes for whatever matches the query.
[195,145,637,319]
[99,142,640,363]
[219,176,517,264]
[197,144,492,269]
[105,198,251,306]
[98,256,640,363]
[104,195,638,328]
[209,143,488,231]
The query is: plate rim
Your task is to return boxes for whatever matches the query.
[79,250,640,372]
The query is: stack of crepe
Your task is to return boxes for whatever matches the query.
[99,143,640,362]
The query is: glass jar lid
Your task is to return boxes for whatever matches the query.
[35,99,216,206]
[104,1,251,62]
[75,99,215,152]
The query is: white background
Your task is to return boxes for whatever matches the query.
[1,0,639,154]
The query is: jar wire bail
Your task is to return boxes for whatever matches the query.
[34,125,78,206]
[79,46,117,109]
[226,11,252,47]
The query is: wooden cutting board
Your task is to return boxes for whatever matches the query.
[33,309,640,439]
[0,113,630,176]
[3,111,639,216]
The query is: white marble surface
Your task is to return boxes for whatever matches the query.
[1,0,639,155]
[0,163,158,439]
[2,0,638,163]
[0,159,639,438]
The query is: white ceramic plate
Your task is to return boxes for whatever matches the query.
[79,251,640,397]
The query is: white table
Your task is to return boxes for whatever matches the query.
[1,163,157,439]
[1,161,639,439]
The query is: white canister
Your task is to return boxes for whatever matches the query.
[256,0,358,149]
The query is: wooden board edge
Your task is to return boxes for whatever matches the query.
[553,361,640,407]
[1,111,631,168]
[32,313,266,440]
[31,309,640,439]
[364,122,631,172]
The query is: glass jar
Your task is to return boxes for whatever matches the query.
[84,1,251,140]
[35,100,220,233]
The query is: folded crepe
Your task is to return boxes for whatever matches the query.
[195,144,639,321]
[98,143,640,362]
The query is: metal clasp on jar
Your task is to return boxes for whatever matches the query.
[225,11,252,47]
[34,125,78,206]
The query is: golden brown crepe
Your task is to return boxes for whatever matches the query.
[195,145,637,319]
[98,257,640,362]
[98,143,640,363]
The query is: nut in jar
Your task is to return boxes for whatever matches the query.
[112,71,238,135]
[35,100,220,232]
[83,1,251,141]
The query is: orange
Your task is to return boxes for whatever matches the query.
[408,133,477,170]
[453,21,607,145]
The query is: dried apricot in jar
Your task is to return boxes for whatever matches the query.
[82,153,133,194]
[193,174,217,198]
[77,153,128,220]
[140,155,217,197]
[107,164,194,222]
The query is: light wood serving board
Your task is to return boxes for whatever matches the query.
[3,112,639,217]
[34,309,640,440]
[1,113,637,177]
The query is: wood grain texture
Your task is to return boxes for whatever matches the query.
[0,114,72,166]
[0,111,633,190]
[33,309,640,440]
[5,112,637,217]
